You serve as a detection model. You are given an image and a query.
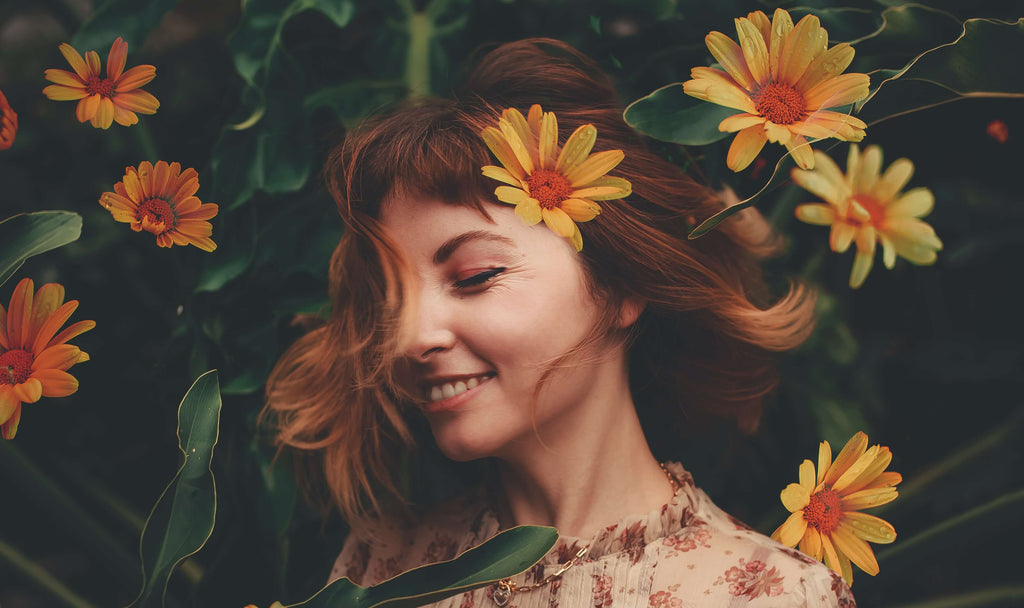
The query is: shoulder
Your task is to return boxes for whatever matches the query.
[328,485,499,587]
[649,487,855,607]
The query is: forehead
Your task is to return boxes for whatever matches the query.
[378,194,573,266]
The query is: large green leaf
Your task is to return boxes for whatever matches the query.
[623,83,738,146]
[292,525,558,608]
[128,371,222,608]
[0,212,82,288]
[857,17,1024,125]
[71,0,180,54]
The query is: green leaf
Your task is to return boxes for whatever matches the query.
[71,0,179,53]
[0,212,82,288]
[623,83,737,146]
[857,17,1024,125]
[248,438,297,538]
[129,371,222,608]
[291,526,558,608]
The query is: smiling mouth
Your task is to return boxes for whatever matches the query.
[424,373,496,402]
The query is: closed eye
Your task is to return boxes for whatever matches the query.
[454,267,506,288]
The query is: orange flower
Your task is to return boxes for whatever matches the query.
[99,161,219,251]
[771,432,900,585]
[481,104,631,252]
[0,88,17,150]
[0,278,95,440]
[42,37,159,129]
[683,9,869,171]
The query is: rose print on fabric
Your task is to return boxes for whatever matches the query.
[831,573,857,607]
[592,574,613,608]
[344,541,371,585]
[619,521,648,564]
[714,558,785,599]
[648,584,683,608]
[423,533,459,563]
[662,526,712,557]
[459,591,475,608]
[372,555,401,583]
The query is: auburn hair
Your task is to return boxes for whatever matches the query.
[263,38,816,526]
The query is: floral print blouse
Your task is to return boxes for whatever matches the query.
[329,462,856,608]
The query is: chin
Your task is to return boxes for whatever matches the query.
[426,418,510,463]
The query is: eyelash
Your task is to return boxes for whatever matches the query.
[454,267,506,289]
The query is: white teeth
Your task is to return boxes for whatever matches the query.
[425,374,492,402]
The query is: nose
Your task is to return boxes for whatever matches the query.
[402,286,456,362]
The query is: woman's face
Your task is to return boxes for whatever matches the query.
[380,194,629,462]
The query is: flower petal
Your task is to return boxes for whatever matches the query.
[555,124,597,174]
[495,185,530,205]
[850,248,874,289]
[726,125,767,172]
[872,158,914,202]
[58,43,92,80]
[76,95,101,122]
[107,37,127,80]
[795,43,855,92]
[559,198,601,222]
[804,73,871,110]
[683,74,757,113]
[785,135,815,170]
[33,368,80,398]
[112,105,139,126]
[842,486,898,510]
[31,300,78,353]
[818,440,833,486]
[49,319,96,347]
[831,525,880,576]
[574,176,631,200]
[541,207,578,239]
[772,510,808,547]
[44,69,85,87]
[705,31,756,91]
[719,112,765,133]
[112,89,159,114]
[820,532,843,578]
[795,203,836,226]
[800,526,823,560]
[879,233,897,269]
[824,432,869,486]
[778,14,825,84]
[736,17,770,86]
[7,278,33,348]
[0,388,18,424]
[33,344,86,372]
[115,64,157,92]
[564,150,624,188]
[769,8,794,78]
[515,199,542,226]
[481,165,522,187]
[95,97,115,129]
[538,111,558,170]
[84,50,101,76]
[781,482,811,512]
[42,84,89,101]
[14,378,43,403]
[798,459,817,490]
[830,222,856,254]
[887,187,933,218]
[502,107,537,168]
[1,402,22,439]
[791,153,849,206]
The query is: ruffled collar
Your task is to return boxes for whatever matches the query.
[479,461,700,565]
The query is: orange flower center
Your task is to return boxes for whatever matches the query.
[85,76,117,98]
[526,169,573,210]
[753,83,806,125]
[803,488,842,533]
[0,349,33,385]
[848,194,884,227]
[136,198,177,235]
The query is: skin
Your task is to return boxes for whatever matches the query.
[380,195,677,540]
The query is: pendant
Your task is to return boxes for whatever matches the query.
[493,580,514,607]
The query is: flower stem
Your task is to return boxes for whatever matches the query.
[0,538,99,608]
[135,120,159,161]
[402,0,437,97]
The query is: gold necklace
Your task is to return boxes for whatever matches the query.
[491,463,679,606]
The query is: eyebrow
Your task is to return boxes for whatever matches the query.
[433,230,517,264]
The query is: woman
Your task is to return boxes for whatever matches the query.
[265,38,854,607]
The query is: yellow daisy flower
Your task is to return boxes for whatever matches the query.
[683,9,870,172]
[793,144,943,288]
[480,104,631,252]
[772,431,900,586]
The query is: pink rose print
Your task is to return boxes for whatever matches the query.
[344,541,370,585]
[460,591,475,608]
[831,573,857,607]
[423,533,458,563]
[662,527,711,557]
[619,522,648,564]
[715,558,785,599]
[592,574,613,608]
[648,589,682,608]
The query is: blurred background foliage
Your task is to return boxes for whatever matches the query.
[0,0,1022,606]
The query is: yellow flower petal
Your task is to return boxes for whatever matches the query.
[781,482,811,512]
[555,124,597,174]
[842,486,898,510]
[798,459,816,490]
[84,50,101,76]
[764,121,792,144]
[718,112,765,133]
[800,526,823,560]
[42,84,89,101]
[575,176,632,200]
[34,368,80,398]
[14,378,42,403]
[824,432,869,486]
[705,31,756,91]
[879,233,897,269]
[736,17,770,86]
[114,65,157,92]
[482,165,523,187]
[107,37,127,80]
[852,145,882,192]
[769,8,794,78]
[58,43,92,80]
[538,111,558,170]
[791,153,849,206]
[849,248,874,289]
[481,127,525,179]
[887,187,934,218]
[559,198,601,222]
[796,205,837,228]
[683,76,758,114]
[820,530,843,577]
[785,135,815,170]
[44,69,84,87]
[564,149,624,187]
[872,158,914,203]
[541,207,578,239]
[77,95,101,122]
[726,125,767,172]
[502,108,538,169]
[831,525,880,576]
[817,440,832,486]
[778,14,824,84]
[795,43,855,92]
[515,199,542,225]
[773,510,808,547]
[804,73,871,110]
[495,185,530,205]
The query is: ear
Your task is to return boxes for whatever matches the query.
[616,296,646,329]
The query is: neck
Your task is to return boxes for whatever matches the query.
[491,362,676,539]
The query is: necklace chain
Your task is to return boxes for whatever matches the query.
[491,463,679,606]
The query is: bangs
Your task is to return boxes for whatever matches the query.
[328,98,499,224]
